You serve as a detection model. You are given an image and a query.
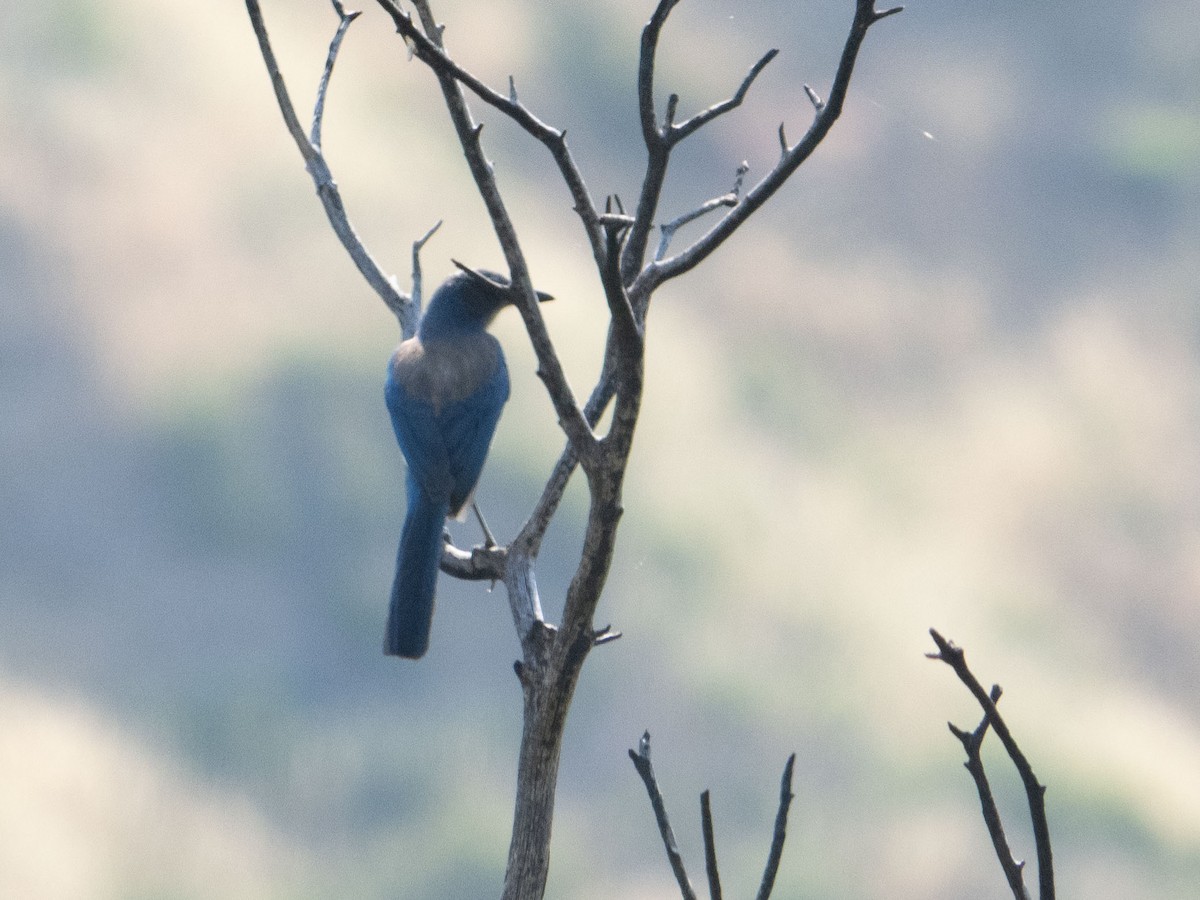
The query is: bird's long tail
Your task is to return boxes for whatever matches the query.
[386,489,449,658]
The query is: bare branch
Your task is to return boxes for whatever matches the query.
[600,213,637,230]
[249,4,904,899]
[502,550,547,652]
[601,196,642,351]
[515,360,618,557]
[395,0,599,479]
[655,163,748,262]
[622,7,774,285]
[244,0,409,326]
[629,732,698,900]
[556,456,632,649]
[928,629,1055,900]
[755,754,796,900]
[372,0,606,267]
[408,219,442,320]
[672,48,779,142]
[311,1,361,149]
[701,790,723,900]
[438,541,506,582]
[245,0,313,159]
[622,0,682,284]
[637,0,684,148]
[632,0,904,295]
[948,687,1032,900]
[634,742,798,900]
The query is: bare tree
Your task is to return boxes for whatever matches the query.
[245,1,906,897]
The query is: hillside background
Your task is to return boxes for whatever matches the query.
[2,0,1198,897]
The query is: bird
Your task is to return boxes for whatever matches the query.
[384,265,552,659]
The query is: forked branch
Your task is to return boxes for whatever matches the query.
[655,163,748,262]
[372,0,607,269]
[410,0,597,473]
[244,0,410,327]
[622,1,776,283]
[928,629,1055,900]
[948,685,1031,900]
[628,0,903,296]
[311,1,361,148]
[673,49,780,142]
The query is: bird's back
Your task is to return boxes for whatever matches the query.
[387,332,510,516]
[389,332,504,414]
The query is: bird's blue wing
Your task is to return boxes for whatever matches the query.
[442,355,510,516]
[386,358,454,500]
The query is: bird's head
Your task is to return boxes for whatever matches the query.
[419,262,553,338]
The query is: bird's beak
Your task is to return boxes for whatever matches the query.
[505,286,553,306]
[448,259,554,304]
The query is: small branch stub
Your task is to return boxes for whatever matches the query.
[803,83,824,112]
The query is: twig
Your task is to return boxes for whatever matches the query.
[636,0,684,149]
[621,0,681,284]
[755,754,796,900]
[311,1,361,149]
[629,732,698,900]
[396,0,599,482]
[409,219,442,321]
[803,83,825,113]
[621,1,773,284]
[591,624,622,646]
[515,236,664,558]
[438,542,506,582]
[700,790,722,900]
[471,500,497,548]
[948,687,1031,900]
[630,0,904,297]
[672,49,779,142]
[514,360,618,557]
[655,163,748,262]
[244,0,410,326]
[600,196,642,350]
[632,742,798,900]
[372,0,606,269]
[928,629,1054,899]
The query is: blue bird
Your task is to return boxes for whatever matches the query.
[384,266,552,658]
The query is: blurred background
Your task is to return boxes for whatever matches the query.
[2,0,1198,896]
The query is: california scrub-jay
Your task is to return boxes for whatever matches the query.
[384,266,552,658]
